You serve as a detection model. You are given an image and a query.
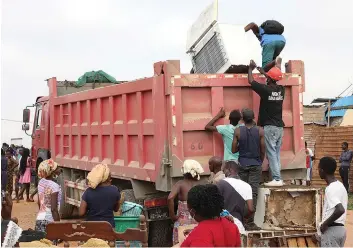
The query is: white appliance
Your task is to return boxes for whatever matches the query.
[186,0,261,74]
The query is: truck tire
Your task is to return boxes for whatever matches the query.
[57,173,73,219]
[148,220,173,247]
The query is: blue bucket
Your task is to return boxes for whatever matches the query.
[121,201,143,217]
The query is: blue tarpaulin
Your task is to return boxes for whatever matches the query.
[326,95,353,117]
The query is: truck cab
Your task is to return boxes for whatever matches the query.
[22,96,50,170]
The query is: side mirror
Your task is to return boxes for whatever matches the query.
[23,109,30,123]
[22,124,30,131]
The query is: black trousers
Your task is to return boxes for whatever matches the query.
[339,166,349,193]
[238,165,262,224]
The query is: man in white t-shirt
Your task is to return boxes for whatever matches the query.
[217,160,254,233]
[317,157,347,247]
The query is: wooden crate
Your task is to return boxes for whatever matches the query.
[243,230,318,247]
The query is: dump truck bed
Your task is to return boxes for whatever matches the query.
[48,60,306,191]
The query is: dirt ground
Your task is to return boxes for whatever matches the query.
[11,197,353,247]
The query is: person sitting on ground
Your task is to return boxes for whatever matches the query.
[5,150,18,198]
[168,159,204,245]
[244,20,285,72]
[35,159,62,233]
[339,142,352,193]
[205,108,242,161]
[217,160,253,233]
[248,59,285,187]
[79,164,121,228]
[232,108,265,230]
[317,157,347,247]
[208,156,225,184]
[180,184,241,247]
[18,148,33,202]
[305,141,314,186]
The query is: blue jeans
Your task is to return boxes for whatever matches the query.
[264,125,283,180]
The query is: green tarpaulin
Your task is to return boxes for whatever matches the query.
[75,70,118,87]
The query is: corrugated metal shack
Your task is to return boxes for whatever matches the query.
[326,95,353,126]
[311,126,353,192]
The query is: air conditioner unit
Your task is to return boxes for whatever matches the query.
[186,0,262,74]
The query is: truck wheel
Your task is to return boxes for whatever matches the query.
[148,220,173,247]
[57,173,73,219]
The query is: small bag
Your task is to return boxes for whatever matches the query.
[260,20,284,35]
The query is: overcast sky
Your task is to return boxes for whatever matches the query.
[1,0,353,147]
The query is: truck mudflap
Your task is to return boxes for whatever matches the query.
[243,229,318,247]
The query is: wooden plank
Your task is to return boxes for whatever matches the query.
[297,237,307,247]
[287,238,298,247]
[305,237,317,247]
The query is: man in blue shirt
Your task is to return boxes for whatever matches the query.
[244,20,286,72]
[205,108,242,161]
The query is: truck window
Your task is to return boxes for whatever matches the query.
[36,109,42,129]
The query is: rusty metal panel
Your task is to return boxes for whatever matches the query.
[254,187,322,231]
[311,126,353,191]
[304,124,325,153]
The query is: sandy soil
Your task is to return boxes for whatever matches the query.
[11,198,353,247]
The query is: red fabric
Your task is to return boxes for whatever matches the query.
[181,218,241,247]
[266,67,283,81]
[306,155,310,168]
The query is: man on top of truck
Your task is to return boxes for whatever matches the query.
[244,20,285,72]
[205,108,242,161]
[248,59,285,187]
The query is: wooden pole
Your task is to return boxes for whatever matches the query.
[327,99,331,127]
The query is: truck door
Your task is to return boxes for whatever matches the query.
[32,103,45,160]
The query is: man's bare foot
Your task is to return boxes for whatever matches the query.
[275,56,282,69]
[26,199,35,202]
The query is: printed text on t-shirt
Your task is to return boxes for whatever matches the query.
[268,91,283,101]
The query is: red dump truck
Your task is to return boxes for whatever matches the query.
[22,60,307,246]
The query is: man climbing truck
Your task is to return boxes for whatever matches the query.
[22,59,306,246]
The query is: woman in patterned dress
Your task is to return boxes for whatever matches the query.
[167,159,204,245]
[34,159,61,233]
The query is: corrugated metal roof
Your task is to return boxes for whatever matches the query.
[326,95,353,117]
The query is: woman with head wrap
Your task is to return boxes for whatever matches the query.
[34,159,62,233]
[167,159,204,245]
[79,164,121,228]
